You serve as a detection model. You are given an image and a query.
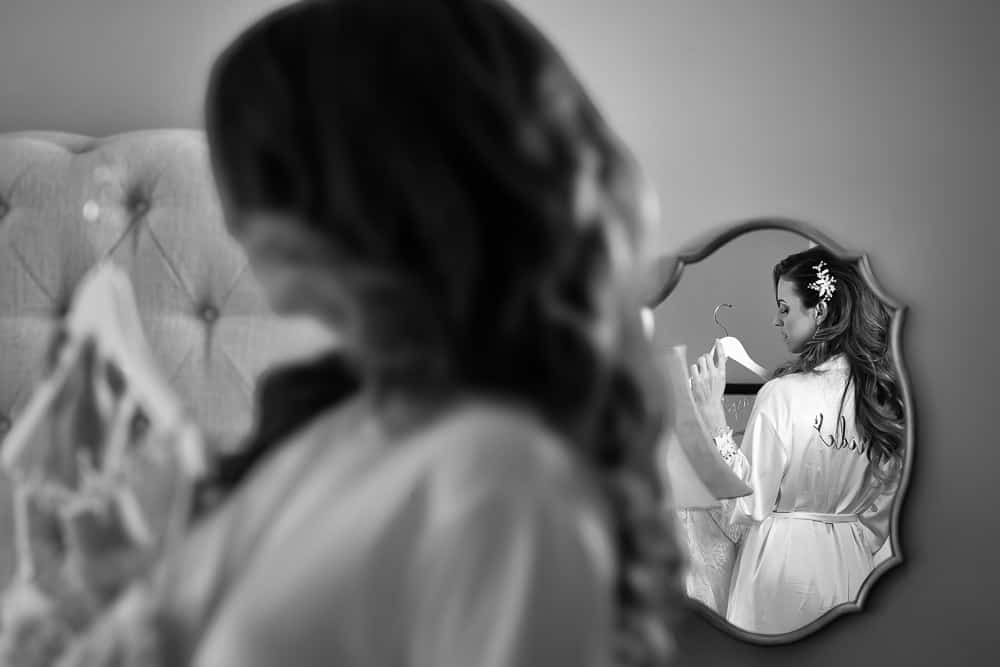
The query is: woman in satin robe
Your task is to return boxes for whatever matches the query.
[689,248,904,635]
[5,1,688,665]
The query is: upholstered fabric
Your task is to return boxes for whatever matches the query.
[0,130,335,585]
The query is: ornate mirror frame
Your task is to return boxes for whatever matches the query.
[646,217,914,644]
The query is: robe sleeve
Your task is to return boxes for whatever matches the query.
[734,410,789,521]
[714,383,789,526]
[858,463,901,555]
[710,451,751,543]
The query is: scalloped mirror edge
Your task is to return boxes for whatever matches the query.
[647,217,914,645]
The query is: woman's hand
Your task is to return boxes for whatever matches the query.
[690,340,728,432]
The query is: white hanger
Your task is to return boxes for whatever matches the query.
[2,263,207,478]
[2,264,208,583]
[659,345,752,504]
[714,304,769,380]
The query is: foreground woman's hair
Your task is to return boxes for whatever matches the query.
[205,0,684,663]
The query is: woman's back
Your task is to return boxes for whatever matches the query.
[162,397,616,667]
[726,354,895,632]
[760,355,886,516]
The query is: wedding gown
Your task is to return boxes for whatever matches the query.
[719,355,897,634]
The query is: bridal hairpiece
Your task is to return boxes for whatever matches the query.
[808,261,837,303]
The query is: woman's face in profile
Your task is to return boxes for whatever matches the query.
[774,277,818,353]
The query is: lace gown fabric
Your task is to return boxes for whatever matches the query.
[66,399,619,666]
[719,355,897,634]
[676,398,752,615]
[676,508,737,614]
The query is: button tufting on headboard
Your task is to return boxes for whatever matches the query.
[0,130,337,452]
[128,192,151,219]
[0,129,341,591]
[131,412,150,439]
[54,299,72,319]
[200,305,220,323]
[67,139,100,155]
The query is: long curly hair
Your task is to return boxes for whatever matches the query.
[772,247,905,476]
[203,0,684,663]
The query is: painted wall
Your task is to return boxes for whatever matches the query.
[0,0,288,135]
[651,228,809,383]
[517,5,998,663]
[2,0,996,664]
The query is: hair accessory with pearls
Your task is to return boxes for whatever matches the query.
[808,261,837,303]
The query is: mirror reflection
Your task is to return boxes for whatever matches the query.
[652,228,906,638]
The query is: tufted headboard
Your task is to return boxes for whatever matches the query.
[0,130,335,583]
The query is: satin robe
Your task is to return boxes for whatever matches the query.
[153,398,618,667]
[721,355,897,634]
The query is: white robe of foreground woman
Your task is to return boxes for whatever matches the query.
[158,398,617,667]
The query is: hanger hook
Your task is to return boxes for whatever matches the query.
[714,303,733,337]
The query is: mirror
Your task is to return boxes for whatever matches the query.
[647,219,913,643]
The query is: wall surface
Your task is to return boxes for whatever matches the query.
[2,0,997,664]
[519,2,999,664]
[0,0,289,135]
[651,228,809,383]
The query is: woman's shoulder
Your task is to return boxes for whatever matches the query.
[754,358,850,423]
[756,373,797,404]
[410,400,614,574]
[766,357,850,395]
[411,399,597,508]
[761,362,840,397]
[425,400,578,477]
[752,373,807,423]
